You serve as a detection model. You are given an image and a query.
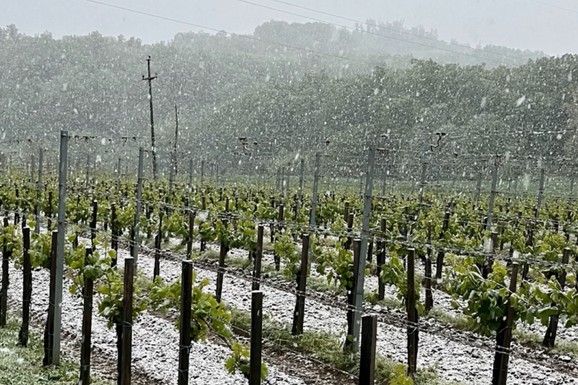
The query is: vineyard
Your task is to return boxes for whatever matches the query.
[0,134,577,385]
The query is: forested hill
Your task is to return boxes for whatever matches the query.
[0,21,569,178]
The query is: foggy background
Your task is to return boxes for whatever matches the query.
[3,0,577,55]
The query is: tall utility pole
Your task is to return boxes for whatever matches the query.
[142,55,158,180]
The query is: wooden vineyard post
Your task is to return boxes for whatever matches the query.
[344,212,354,250]
[252,225,264,291]
[309,153,321,228]
[345,239,361,351]
[486,156,500,230]
[407,248,419,377]
[366,239,373,263]
[521,229,534,283]
[46,190,52,230]
[19,227,31,346]
[186,209,195,258]
[493,263,519,385]
[80,248,94,385]
[482,231,498,279]
[153,211,163,281]
[424,223,433,313]
[376,219,386,301]
[359,315,377,385]
[215,219,229,303]
[178,260,193,385]
[435,211,450,280]
[536,167,545,216]
[292,234,309,335]
[35,148,43,234]
[111,203,118,267]
[90,200,98,248]
[120,257,134,385]
[274,204,284,271]
[43,230,58,366]
[250,290,263,385]
[0,217,9,327]
[543,248,570,348]
[344,201,350,222]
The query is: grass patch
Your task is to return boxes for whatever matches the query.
[0,318,113,385]
[230,309,461,385]
[262,241,275,253]
[427,309,472,332]
[306,275,344,295]
[199,249,219,260]
[514,329,578,358]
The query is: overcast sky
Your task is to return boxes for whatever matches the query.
[3,0,577,55]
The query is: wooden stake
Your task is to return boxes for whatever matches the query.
[292,234,309,335]
[249,291,263,385]
[19,227,31,346]
[407,248,418,377]
[178,260,193,385]
[120,257,134,385]
[359,315,377,385]
[79,247,94,385]
[252,225,264,291]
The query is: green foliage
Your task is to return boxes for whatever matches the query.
[0,223,21,255]
[380,254,423,314]
[96,269,150,328]
[28,231,52,268]
[316,242,354,290]
[225,342,268,381]
[274,232,299,277]
[389,364,414,385]
[446,259,525,335]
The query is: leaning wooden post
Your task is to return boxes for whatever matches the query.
[252,225,264,291]
[110,203,118,268]
[90,200,98,248]
[273,204,284,271]
[249,290,264,385]
[424,223,434,313]
[19,227,32,346]
[345,239,361,351]
[359,315,377,385]
[376,219,386,300]
[153,211,163,281]
[79,247,94,385]
[435,211,450,280]
[493,263,519,385]
[215,219,229,302]
[407,248,419,377]
[178,260,193,385]
[186,209,195,258]
[543,248,570,348]
[120,257,134,385]
[292,234,309,335]
[0,217,9,327]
